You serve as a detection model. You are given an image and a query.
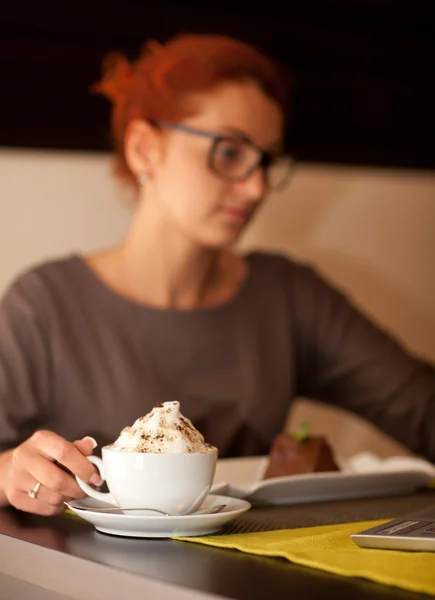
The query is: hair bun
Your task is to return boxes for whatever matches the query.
[92,52,134,104]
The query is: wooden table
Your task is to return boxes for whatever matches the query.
[1,490,434,600]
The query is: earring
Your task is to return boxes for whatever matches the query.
[137,173,148,186]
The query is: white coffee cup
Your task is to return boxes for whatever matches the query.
[76,445,218,515]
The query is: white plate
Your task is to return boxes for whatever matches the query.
[66,494,251,538]
[210,453,435,506]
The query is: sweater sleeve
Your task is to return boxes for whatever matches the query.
[288,260,435,461]
[0,272,52,451]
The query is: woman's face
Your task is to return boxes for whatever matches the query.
[142,80,284,248]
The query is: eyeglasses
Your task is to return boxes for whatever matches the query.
[149,120,294,191]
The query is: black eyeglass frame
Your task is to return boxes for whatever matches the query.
[149,119,294,189]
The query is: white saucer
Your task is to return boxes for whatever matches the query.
[65,494,251,538]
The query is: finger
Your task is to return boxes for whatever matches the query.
[73,436,97,456]
[24,477,65,507]
[17,446,90,499]
[7,461,66,506]
[16,490,65,516]
[28,430,102,484]
[6,474,66,515]
[52,437,98,477]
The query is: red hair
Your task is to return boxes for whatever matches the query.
[93,34,290,187]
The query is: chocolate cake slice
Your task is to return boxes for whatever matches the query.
[263,424,340,479]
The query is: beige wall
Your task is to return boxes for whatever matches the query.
[1,149,434,457]
[1,149,434,359]
[239,164,435,363]
[0,149,132,294]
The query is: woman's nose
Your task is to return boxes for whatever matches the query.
[237,167,267,201]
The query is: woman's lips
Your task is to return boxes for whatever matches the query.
[221,205,254,223]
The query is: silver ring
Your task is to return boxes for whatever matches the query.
[28,482,41,500]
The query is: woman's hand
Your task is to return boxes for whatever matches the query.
[4,431,102,515]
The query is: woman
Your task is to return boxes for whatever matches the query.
[0,34,434,515]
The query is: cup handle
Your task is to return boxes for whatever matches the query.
[75,455,118,506]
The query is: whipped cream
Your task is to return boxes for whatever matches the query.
[110,401,214,454]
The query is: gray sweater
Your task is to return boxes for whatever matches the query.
[0,252,434,459]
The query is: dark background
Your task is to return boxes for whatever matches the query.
[1,1,434,169]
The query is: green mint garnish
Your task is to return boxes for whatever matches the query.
[291,422,310,442]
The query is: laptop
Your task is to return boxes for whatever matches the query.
[351,505,435,552]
